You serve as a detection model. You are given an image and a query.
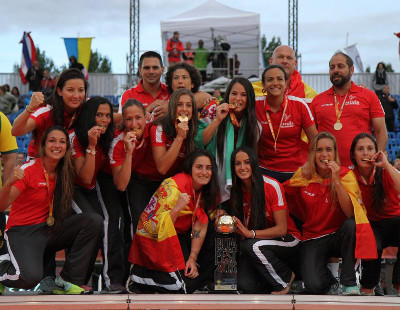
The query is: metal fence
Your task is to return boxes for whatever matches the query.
[302,72,400,94]
[1,72,400,98]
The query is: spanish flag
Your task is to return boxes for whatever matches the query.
[287,167,377,259]
[129,172,208,272]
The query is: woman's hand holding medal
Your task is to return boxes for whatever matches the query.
[124,131,137,153]
[176,115,189,139]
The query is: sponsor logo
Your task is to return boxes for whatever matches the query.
[303,190,315,197]
[283,114,291,121]
[345,100,360,105]
[281,121,294,128]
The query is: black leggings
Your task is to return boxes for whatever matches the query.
[361,216,400,289]
[237,234,300,293]
[126,174,161,234]
[73,176,128,289]
[96,171,130,288]
[300,218,357,294]
[0,213,102,289]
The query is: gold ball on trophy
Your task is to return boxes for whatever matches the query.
[215,215,236,234]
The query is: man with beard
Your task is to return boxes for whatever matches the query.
[311,52,387,167]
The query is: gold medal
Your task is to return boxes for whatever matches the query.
[46,216,55,227]
[334,122,343,131]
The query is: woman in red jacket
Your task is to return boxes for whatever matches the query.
[256,65,317,182]
[0,126,102,294]
[350,133,400,295]
[128,149,219,293]
[231,146,300,294]
[284,132,376,295]
[12,69,87,158]
[110,99,163,232]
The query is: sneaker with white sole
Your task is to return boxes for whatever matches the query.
[341,285,360,296]
[52,276,85,295]
[38,276,59,294]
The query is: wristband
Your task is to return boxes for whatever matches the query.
[251,229,256,239]
[86,148,96,155]
[25,106,35,113]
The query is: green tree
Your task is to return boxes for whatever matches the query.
[385,63,394,72]
[36,47,57,72]
[13,63,19,73]
[88,50,112,73]
[365,65,371,73]
[13,47,58,73]
[261,35,281,66]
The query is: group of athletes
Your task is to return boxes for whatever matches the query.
[0,45,398,296]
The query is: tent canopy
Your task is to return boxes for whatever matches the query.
[160,0,260,77]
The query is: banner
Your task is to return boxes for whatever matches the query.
[19,32,37,84]
[394,33,400,62]
[344,44,364,73]
[63,37,93,70]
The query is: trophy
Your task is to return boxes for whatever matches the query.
[214,215,238,292]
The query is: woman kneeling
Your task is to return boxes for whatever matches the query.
[128,149,219,293]
[231,146,300,294]
[0,126,103,294]
[284,132,377,295]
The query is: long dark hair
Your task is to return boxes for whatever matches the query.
[230,146,268,230]
[73,96,114,154]
[183,149,219,213]
[39,126,74,231]
[157,88,198,154]
[48,68,88,127]
[374,62,387,84]
[216,77,258,165]
[350,133,385,213]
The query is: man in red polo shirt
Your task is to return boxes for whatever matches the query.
[311,52,387,168]
[119,51,170,121]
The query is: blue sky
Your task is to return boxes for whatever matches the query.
[1,0,399,74]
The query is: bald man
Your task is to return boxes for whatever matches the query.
[253,45,317,103]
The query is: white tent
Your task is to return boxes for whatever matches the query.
[160,0,260,78]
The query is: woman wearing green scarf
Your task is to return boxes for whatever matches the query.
[196,77,259,205]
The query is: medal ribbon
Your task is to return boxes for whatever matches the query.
[360,165,376,185]
[333,91,349,124]
[42,161,55,224]
[229,111,240,128]
[191,192,202,225]
[264,95,288,152]
[244,204,251,228]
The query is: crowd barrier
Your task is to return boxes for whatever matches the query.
[2,72,400,97]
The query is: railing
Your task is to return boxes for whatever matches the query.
[302,73,400,94]
[1,72,400,97]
